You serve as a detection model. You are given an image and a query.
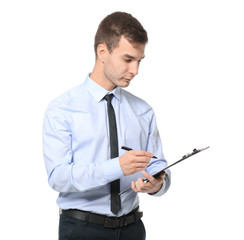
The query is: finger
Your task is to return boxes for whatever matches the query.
[156,171,166,182]
[132,178,145,192]
[131,150,154,158]
[131,181,139,193]
[137,178,152,192]
[134,162,151,170]
[134,180,145,193]
[160,171,166,180]
[132,156,151,164]
[142,171,157,184]
[129,159,151,171]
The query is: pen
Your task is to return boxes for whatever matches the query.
[121,146,158,159]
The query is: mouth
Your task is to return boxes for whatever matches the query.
[123,78,132,82]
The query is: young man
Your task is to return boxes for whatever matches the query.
[43,12,171,240]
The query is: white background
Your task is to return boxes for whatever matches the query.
[1,0,243,239]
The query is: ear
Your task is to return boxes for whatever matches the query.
[96,43,108,63]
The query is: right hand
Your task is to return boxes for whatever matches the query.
[119,150,153,176]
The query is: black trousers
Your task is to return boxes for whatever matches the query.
[59,214,146,240]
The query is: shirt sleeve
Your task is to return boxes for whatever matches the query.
[42,104,124,193]
[145,109,171,196]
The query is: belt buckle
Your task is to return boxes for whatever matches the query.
[121,216,127,227]
[104,217,117,228]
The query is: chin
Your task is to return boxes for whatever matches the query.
[120,82,130,88]
[120,79,131,87]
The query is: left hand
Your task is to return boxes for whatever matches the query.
[131,171,166,194]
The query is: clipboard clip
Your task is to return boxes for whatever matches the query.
[182,146,210,160]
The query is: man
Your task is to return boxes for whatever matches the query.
[43,11,171,240]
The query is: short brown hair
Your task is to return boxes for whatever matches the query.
[94,12,148,56]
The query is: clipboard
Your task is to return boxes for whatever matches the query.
[119,146,210,195]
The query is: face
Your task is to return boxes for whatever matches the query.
[101,36,146,90]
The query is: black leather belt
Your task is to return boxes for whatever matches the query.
[61,207,143,228]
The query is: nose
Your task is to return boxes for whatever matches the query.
[129,62,139,77]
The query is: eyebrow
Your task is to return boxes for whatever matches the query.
[123,54,145,61]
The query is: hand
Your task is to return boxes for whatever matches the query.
[119,150,153,176]
[131,171,166,194]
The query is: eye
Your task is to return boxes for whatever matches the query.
[124,59,132,63]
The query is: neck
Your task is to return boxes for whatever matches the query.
[90,61,116,91]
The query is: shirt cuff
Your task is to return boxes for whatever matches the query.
[100,157,124,182]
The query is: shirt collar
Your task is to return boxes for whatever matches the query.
[84,74,121,102]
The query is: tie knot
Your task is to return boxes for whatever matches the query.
[104,94,114,102]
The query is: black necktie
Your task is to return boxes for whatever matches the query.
[104,94,121,214]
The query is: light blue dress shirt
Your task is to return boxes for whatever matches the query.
[43,75,171,217]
